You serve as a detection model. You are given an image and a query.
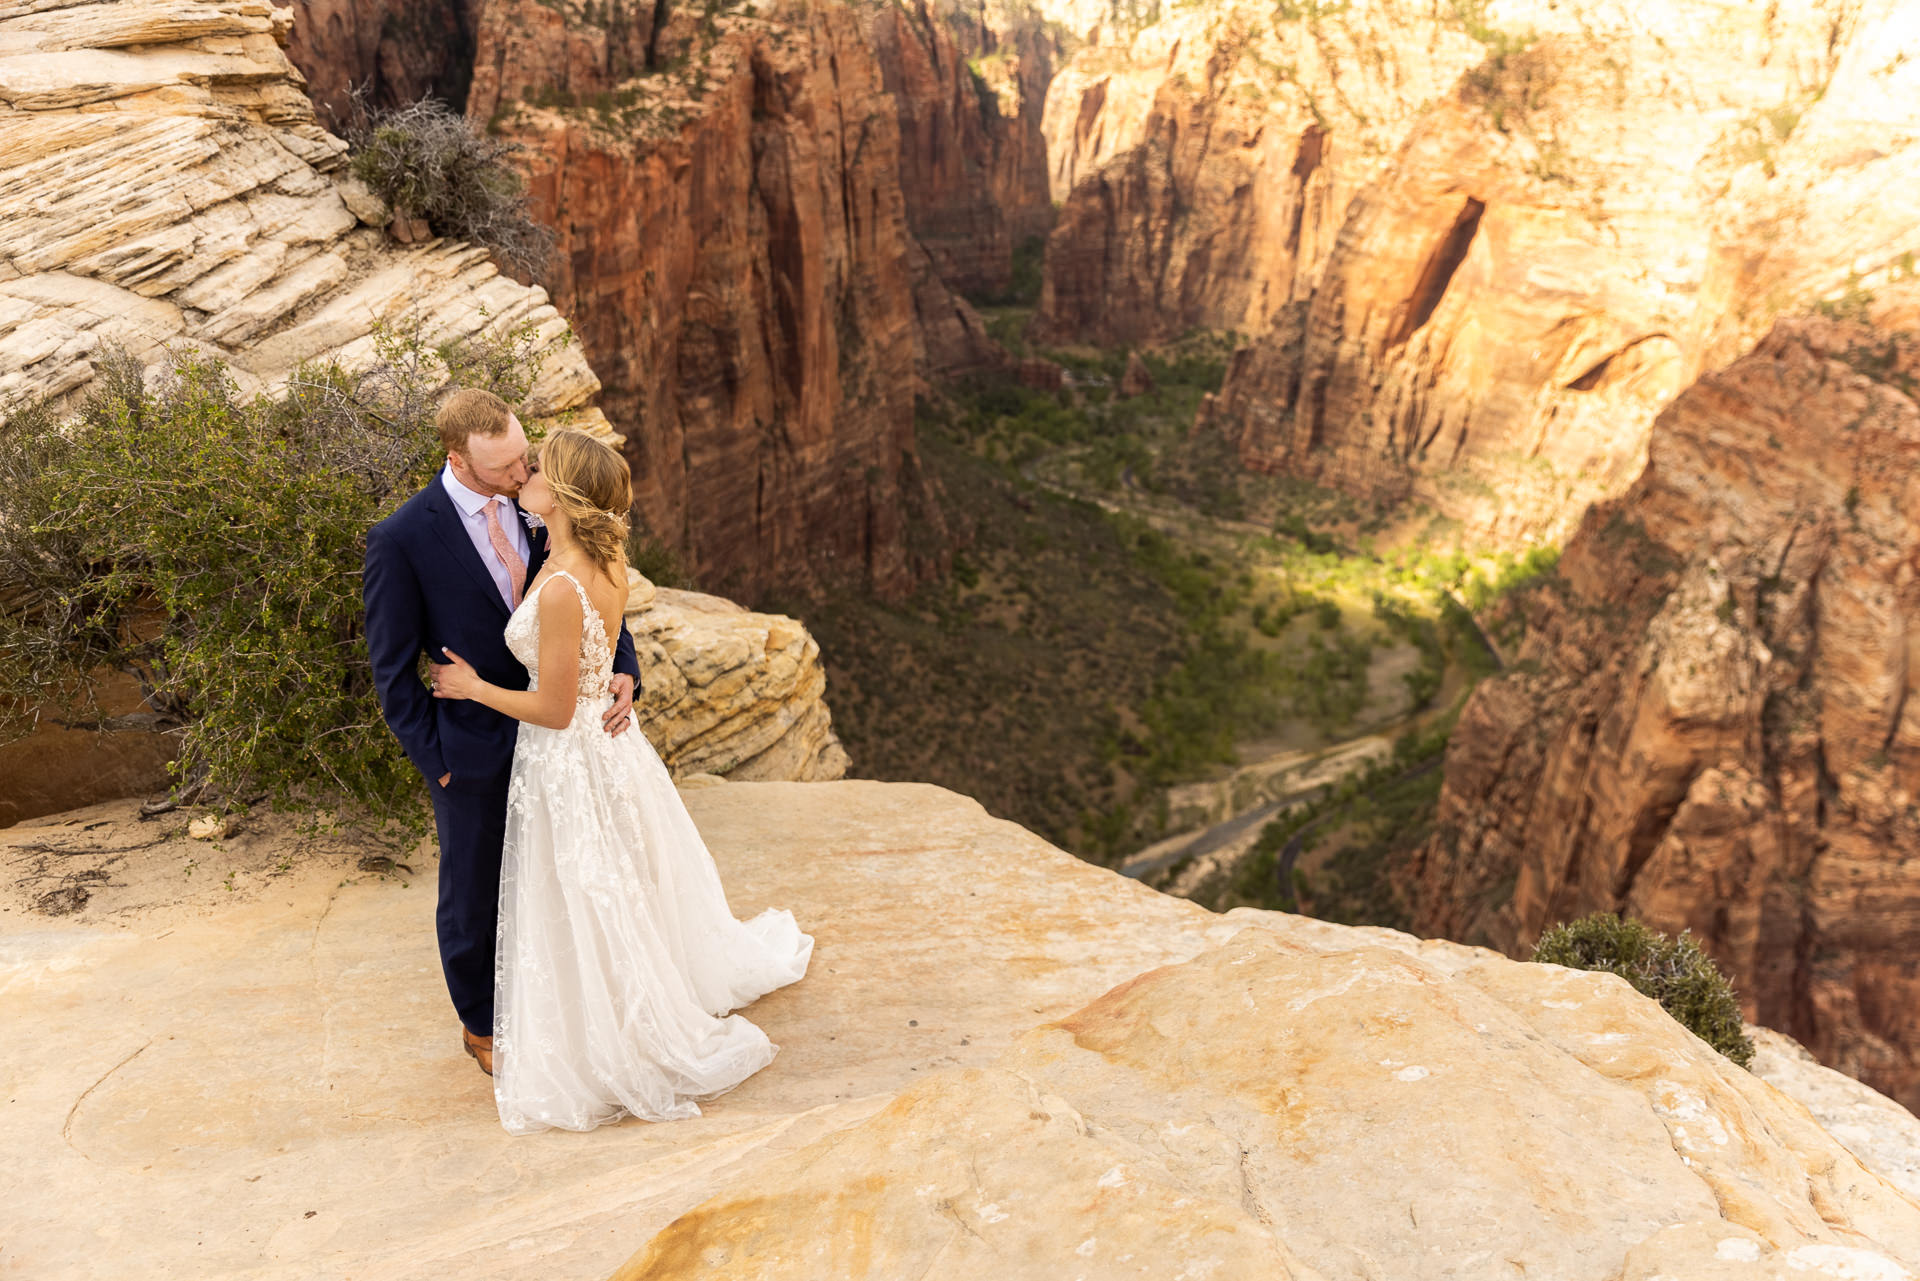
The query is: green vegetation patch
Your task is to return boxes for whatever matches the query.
[1533,913,1756,1067]
[0,320,549,836]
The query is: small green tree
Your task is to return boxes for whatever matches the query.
[345,92,555,278]
[1532,913,1755,1067]
[0,317,546,831]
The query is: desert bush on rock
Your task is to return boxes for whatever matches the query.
[1532,913,1755,1067]
[0,319,545,828]
[346,93,556,277]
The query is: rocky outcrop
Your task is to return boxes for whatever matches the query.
[14,780,1917,1278]
[627,572,848,782]
[1041,0,1920,545]
[625,926,1920,1280]
[468,0,951,601]
[1407,288,1920,1112]
[867,0,1055,299]
[275,0,481,130]
[0,0,596,419]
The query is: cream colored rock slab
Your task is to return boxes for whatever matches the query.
[1754,1028,1920,1204]
[626,581,847,782]
[0,6,601,421]
[0,782,1238,1280]
[621,928,1920,1281]
[0,1,267,54]
[190,246,346,343]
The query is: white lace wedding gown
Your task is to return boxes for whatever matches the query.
[493,570,813,1135]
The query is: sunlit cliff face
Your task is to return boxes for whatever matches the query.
[1034,0,1920,546]
[1409,287,1920,1113]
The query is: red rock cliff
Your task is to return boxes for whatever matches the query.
[1407,286,1920,1112]
[1040,0,1920,545]
[867,0,1056,299]
[278,0,482,129]
[1032,3,1478,348]
[465,0,950,602]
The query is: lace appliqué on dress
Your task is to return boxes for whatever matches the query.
[491,568,813,1135]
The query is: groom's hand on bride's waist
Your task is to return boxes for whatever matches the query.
[603,674,635,738]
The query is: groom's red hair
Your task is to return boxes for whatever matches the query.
[437,388,512,455]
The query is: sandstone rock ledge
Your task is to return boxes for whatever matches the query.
[626,573,848,783]
[4,781,1917,1280]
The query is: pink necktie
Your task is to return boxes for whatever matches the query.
[483,500,527,608]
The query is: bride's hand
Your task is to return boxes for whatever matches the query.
[431,648,484,701]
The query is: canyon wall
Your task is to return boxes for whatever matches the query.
[867,0,1056,300]
[466,0,949,602]
[1040,0,1920,546]
[1032,0,1482,348]
[276,0,482,130]
[1406,286,1920,1112]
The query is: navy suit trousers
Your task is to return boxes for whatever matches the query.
[429,769,511,1037]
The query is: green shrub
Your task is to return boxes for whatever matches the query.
[346,93,555,277]
[1532,914,1755,1067]
[0,318,547,830]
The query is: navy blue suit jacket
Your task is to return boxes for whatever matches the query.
[363,478,642,789]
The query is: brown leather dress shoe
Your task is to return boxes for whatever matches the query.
[462,1027,494,1077]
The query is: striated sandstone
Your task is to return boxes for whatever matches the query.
[7,780,1919,1279]
[466,0,951,601]
[867,0,1056,299]
[0,0,597,417]
[1033,0,1481,348]
[1408,287,1920,1111]
[625,572,848,783]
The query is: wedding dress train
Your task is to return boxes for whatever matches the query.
[492,570,812,1134]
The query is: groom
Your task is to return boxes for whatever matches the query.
[363,389,643,1077]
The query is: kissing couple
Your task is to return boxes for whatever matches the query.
[362,389,812,1134]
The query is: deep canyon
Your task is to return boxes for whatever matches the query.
[5,0,1920,1121]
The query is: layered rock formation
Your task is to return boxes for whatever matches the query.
[1032,0,1482,348]
[1039,0,1920,544]
[467,0,952,601]
[0,0,596,418]
[275,0,481,130]
[868,0,1055,299]
[15,780,1917,1278]
[1407,288,1920,1112]
[627,572,848,782]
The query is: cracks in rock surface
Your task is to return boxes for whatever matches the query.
[62,1037,152,1160]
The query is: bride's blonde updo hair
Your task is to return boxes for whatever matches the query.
[534,429,632,579]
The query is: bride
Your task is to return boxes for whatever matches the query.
[430,429,812,1134]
